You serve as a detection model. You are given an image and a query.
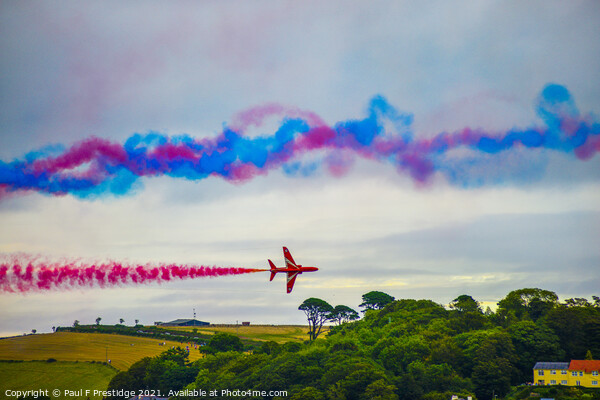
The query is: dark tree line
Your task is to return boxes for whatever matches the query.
[105,287,600,400]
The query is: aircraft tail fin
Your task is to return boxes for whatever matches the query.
[268,259,277,281]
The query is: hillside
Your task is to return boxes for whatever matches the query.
[158,324,314,343]
[0,361,117,400]
[103,289,600,400]
[0,332,203,370]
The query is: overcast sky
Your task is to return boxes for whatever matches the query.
[1,1,599,336]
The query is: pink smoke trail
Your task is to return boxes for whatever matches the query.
[0,256,266,294]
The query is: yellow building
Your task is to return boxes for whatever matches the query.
[533,362,570,386]
[568,360,600,388]
[533,360,600,388]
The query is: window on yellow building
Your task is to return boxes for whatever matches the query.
[593,371,599,376]
[561,380,567,385]
[539,370,545,376]
[538,380,545,385]
[572,371,578,377]
[561,370,567,375]
[550,380,556,384]
[576,380,581,386]
[579,371,583,376]
[551,370,556,374]
[592,381,598,385]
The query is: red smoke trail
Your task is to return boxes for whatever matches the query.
[0,257,266,293]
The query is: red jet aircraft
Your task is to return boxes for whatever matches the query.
[268,247,318,293]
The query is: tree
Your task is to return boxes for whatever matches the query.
[564,298,592,308]
[542,305,600,359]
[159,347,189,365]
[373,335,431,375]
[585,350,594,360]
[135,319,139,326]
[290,387,325,400]
[73,320,79,327]
[299,298,334,341]
[108,348,196,396]
[329,305,359,325]
[31,329,36,334]
[507,320,564,382]
[429,337,465,372]
[449,295,482,313]
[256,341,281,356]
[106,357,152,396]
[283,341,302,353]
[449,295,485,332]
[153,360,198,395]
[321,358,392,400]
[472,359,512,400]
[96,317,102,325]
[52,326,56,332]
[119,318,125,325]
[359,291,395,311]
[497,288,558,322]
[200,333,243,354]
[364,379,399,400]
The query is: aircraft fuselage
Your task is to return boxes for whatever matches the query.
[271,266,318,273]
[268,247,318,293]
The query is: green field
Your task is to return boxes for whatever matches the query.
[0,327,305,399]
[159,324,318,343]
[0,361,117,400]
[0,332,203,370]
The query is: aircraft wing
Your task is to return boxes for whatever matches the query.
[283,247,298,269]
[286,271,300,294]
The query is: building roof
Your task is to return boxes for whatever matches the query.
[160,318,209,325]
[533,362,570,370]
[569,360,600,373]
[166,319,195,324]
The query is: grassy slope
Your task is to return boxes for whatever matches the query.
[0,327,308,399]
[159,325,316,343]
[0,332,203,370]
[0,361,117,400]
